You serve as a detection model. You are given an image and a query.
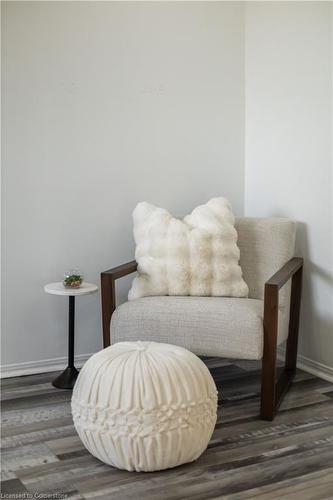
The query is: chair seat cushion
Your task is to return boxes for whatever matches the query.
[111,297,288,360]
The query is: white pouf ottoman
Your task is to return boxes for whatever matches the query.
[71,341,218,472]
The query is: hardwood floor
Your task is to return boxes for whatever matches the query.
[1,358,333,499]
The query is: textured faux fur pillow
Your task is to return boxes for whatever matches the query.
[128,198,249,300]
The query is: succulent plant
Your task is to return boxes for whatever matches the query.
[63,270,83,288]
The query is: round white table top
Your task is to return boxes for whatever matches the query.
[44,282,98,296]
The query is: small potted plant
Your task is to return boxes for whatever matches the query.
[63,270,83,288]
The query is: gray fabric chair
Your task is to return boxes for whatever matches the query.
[101,217,303,420]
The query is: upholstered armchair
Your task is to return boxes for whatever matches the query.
[101,218,303,421]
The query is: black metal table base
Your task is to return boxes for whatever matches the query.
[52,366,79,389]
[52,295,78,390]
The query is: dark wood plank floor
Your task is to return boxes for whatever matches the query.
[1,359,333,499]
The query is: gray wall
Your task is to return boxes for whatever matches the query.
[245,2,333,373]
[3,1,332,378]
[2,2,245,372]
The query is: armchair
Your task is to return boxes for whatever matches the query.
[101,217,303,421]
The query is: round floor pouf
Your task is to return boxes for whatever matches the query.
[71,341,218,472]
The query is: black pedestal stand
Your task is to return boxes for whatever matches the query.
[52,296,79,389]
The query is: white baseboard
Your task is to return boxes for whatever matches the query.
[0,353,94,379]
[277,348,333,383]
[2,351,333,383]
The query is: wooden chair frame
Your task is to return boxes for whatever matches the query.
[101,257,303,421]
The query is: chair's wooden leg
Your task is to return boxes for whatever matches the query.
[101,273,115,348]
[285,266,303,372]
[261,284,279,421]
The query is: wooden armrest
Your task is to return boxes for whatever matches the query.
[265,257,303,289]
[265,257,303,290]
[264,256,303,320]
[101,260,137,280]
[101,260,137,348]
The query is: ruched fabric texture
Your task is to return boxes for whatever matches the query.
[72,341,218,472]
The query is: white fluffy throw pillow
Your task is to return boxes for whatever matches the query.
[128,198,249,300]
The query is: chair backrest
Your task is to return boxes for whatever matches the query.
[235,217,296,306]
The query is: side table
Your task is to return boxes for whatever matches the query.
[44,282,98,389]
